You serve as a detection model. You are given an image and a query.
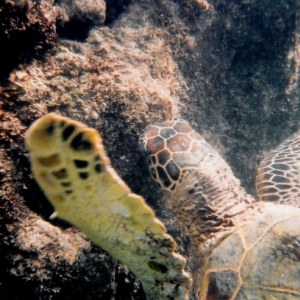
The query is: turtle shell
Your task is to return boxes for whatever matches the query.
[200,203,300,299]
[256,129,300,207]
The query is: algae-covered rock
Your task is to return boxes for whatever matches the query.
[0,0,106,78]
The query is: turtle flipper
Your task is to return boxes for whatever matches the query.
[256,130,300,207]
[25,113,192,300]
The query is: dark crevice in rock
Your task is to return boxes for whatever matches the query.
[105,0,133,25]
[0,2,56,79]
[56,18,94,41]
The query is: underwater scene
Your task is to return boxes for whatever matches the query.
[1,0,300,299]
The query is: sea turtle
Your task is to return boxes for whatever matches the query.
[25,113,300,300]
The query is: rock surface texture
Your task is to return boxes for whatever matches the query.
[1,0,300,299]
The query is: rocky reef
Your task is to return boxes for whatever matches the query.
[1,0,300,298]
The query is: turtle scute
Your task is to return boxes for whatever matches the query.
[256,129,300,207]
[200,204,300,299]
[26,113,192,300]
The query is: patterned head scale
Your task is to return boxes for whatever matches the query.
[139,119,229,197]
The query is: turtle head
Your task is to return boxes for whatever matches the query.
[139,119,255,250]
[139,119,221,196]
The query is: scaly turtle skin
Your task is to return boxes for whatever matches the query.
[26,114,300,300]
[25,113,192,300]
